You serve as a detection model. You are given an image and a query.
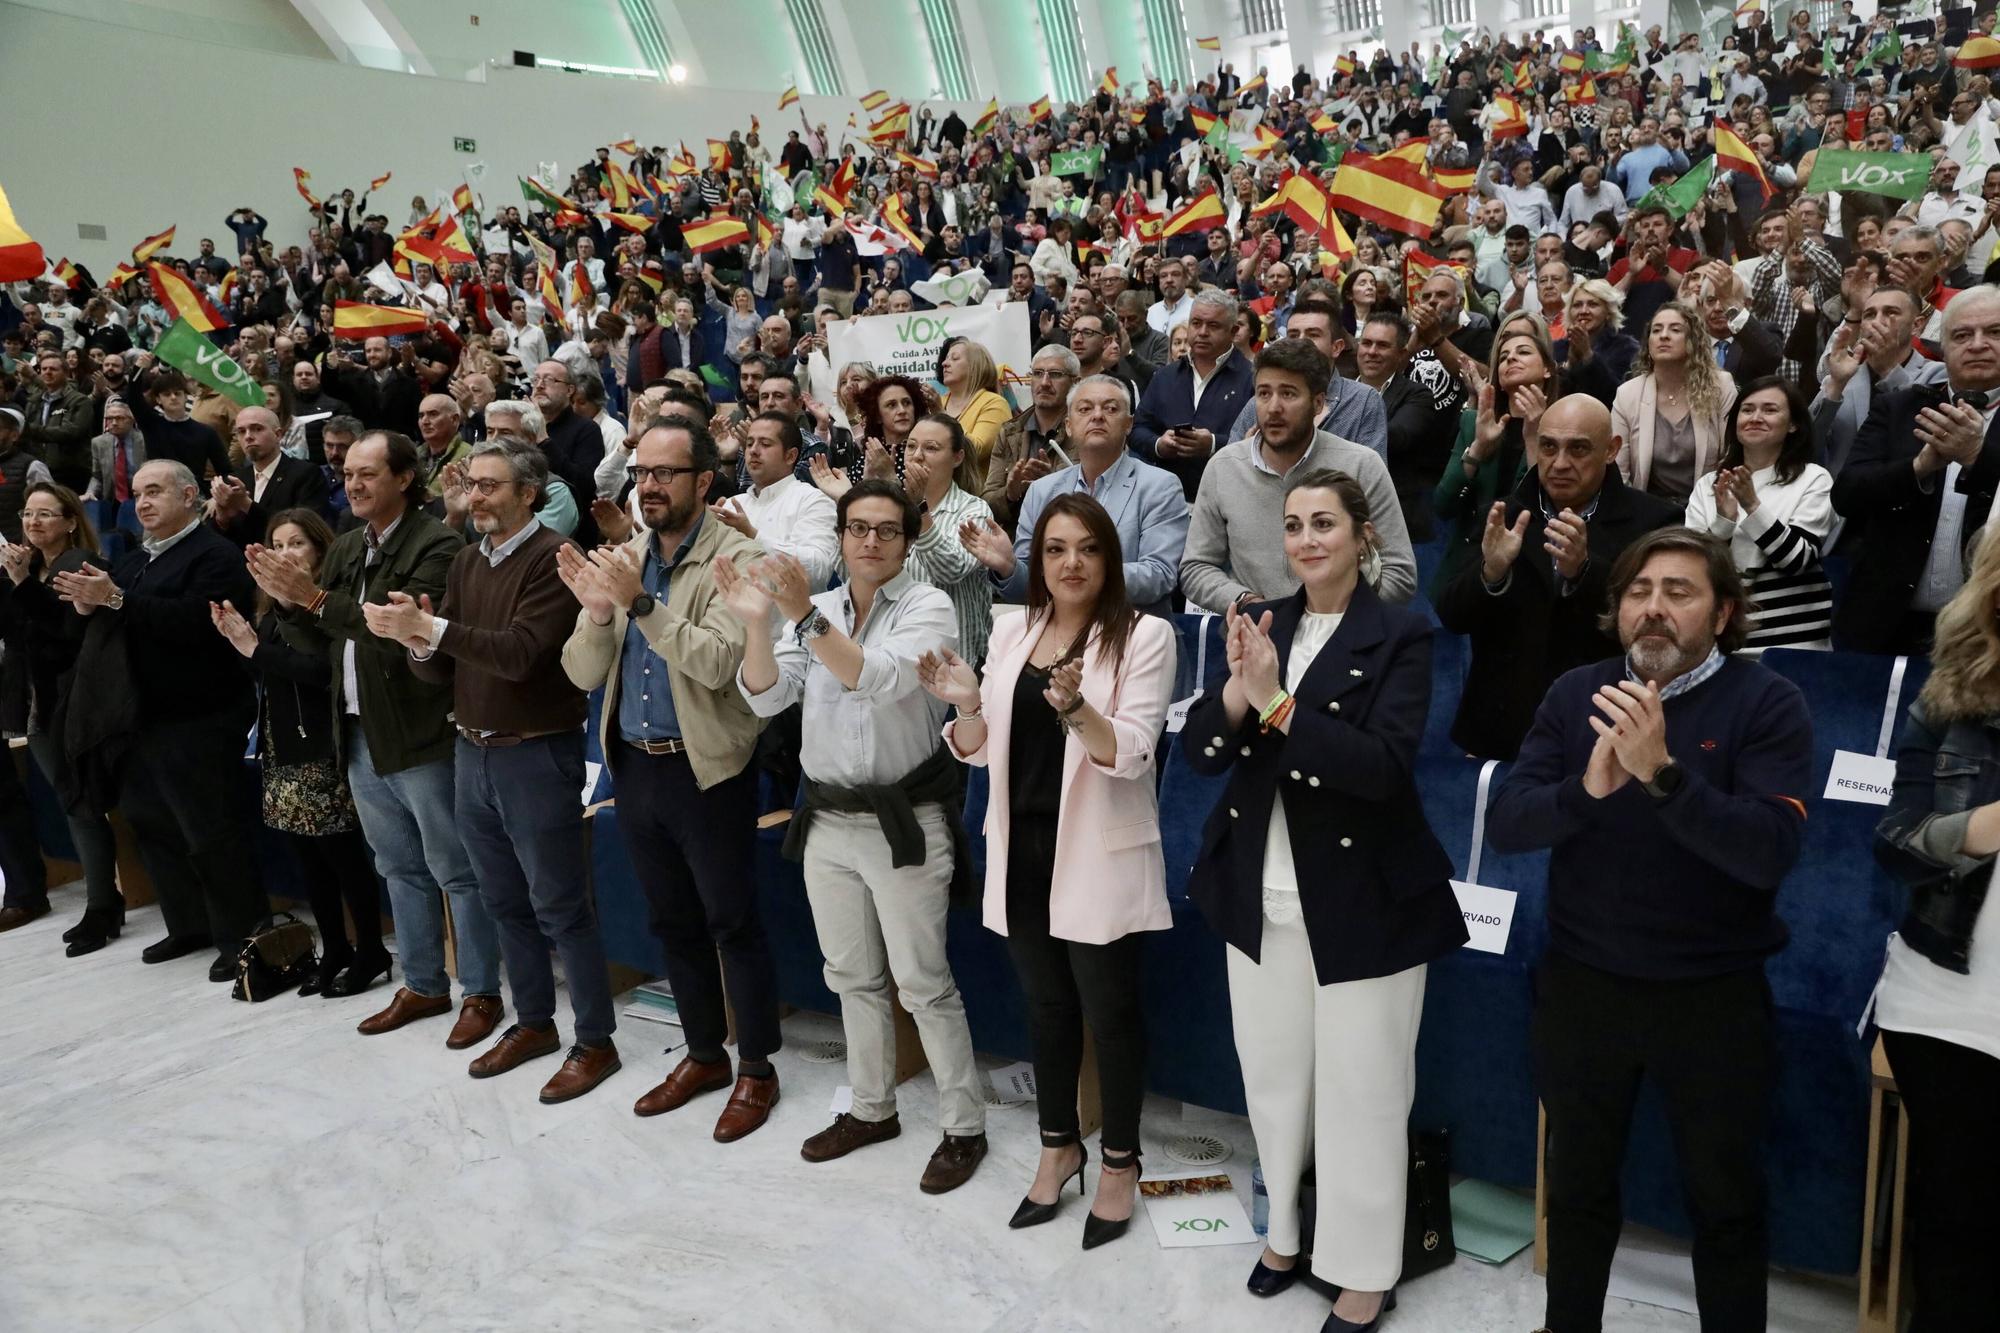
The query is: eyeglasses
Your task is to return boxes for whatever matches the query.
[627,464,700,485]
[842,520,908,542]
[20,510,64,522]
[531,371,571,386]
[463,476,515,497]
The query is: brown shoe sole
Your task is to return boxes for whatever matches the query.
[540,1055,622,1104]
[633,1066,733,1118]
[468,1032,562,1079]
[713,1085,781,1143]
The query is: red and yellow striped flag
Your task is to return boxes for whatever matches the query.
[1513,59,1535,91]
[606,212,653,234]
[1162,188,1227,238]
[452,183,475,213]
[828,156,859,202]
[370,171,393,193]
[868,104,911,142]
[684,214,751,254]
[1956,34,2000,68]
[813,187,848,217]
[1127,208,1165,243]
[1431,162,1477,192]
[570,261,595,311]
[707,139,733,172]
[670,142,698,175]
[333,300,427,339]
[216,269,237,308]
[896,151,938,179]
[604,161,634,209]
[1246,124,1285,158]
[880,194,923,249]
[972,98,999,136]
[1335,55,1356,77]
[132,224,176,264]
[1188,107,1217,137]
[1100,67,1119,93]
[1237,73,1267,98]
[779,86,800,110]
[1403,248,1470,305]
[1320,209,1355,267]
[107,262,140,289]
[1713,124,1772,202]
[1195,36,1221,52]
[1329,153,1448,238]
[860,89,891,111]
[146,262,229,333]
[293,167,319,207]
[1027,96,1052,124]
[1490,94,1529,139]
[1558,51,1585,73]
[611,138,639,154]
[432,215,477,263]
[0,181,45,283]
[1311,110,1337,134]
[754,215,776,249]
[528,234,561,313]
[52,258,80,289]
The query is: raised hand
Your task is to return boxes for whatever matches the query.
[808,451,853,501]
[590,497,634,545]
[1824,320,1862,388]
[1479,501,1530,584]
[1543,508,1590,581]
[861,435,897,481]
[958,516,1017,575]
[917,647,983,711]
[209,598,259,657]
[554,542,616,622]
[1470,383,1505,460]
[1235,608,1281,710]
[1510,382,1547,434]
[712,553,774,626]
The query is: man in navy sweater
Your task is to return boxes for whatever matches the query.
[1487,527,1814,1333]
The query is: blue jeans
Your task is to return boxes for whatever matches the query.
[344,721,501,999]
[455,732,615,1046]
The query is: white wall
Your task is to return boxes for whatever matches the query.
[0,4,983,274]
[7,0,328,56]
[377,0,648,76]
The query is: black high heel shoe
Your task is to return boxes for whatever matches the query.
[1008,1137,1088,1229]
[63,907,124,958]
[1247,1252,1301,1297]
[323,952,392,998]
[1318,1287,1396,1332]
[1081,1148,1141,1250]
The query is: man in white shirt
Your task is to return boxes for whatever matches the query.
[1559,163,1628,235]
[561,236,609,311]
[1916,157,1987,230]
[711,413,838,589]
[1147,260,1194,334]
[502,297,549,370]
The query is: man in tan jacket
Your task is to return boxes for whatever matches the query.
[558,418,783,1142]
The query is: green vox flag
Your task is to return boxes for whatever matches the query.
[1051,147,1102,177]
[697,363,730,390]
[1858,30,1902,71]
[1635,155,1714,221]
[1441,26,1463,46]
[152,317,263,408]
[1804,149,1931,200]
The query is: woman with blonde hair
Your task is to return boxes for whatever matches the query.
[1562,278,1638,387]
[1611,301,1736,504]
[938,337,1012,486]
[1871,522,2000,1327]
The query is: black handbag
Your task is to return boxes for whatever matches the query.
[233,912,319,1002]
[1297,1127,1456,1295]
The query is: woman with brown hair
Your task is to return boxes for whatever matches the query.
[808,372,931,498]
[922,492,1177,1247]
[0,483,123,954]
[209,508,387,997]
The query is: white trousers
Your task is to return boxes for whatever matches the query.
[1227,903,1426,1290]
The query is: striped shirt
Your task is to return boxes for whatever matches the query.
[1684,462,1836,651]
[902,483,996,666]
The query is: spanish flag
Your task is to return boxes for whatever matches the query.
[611,138,639,154]
[333,300,427,339]
[1187,106,1218,137]
[1713,123,1773,201]
[1490,94,1529,139]
[107,262,140,289]
[294,167,319,207]
[880,194,923,249]
[1513,59,1535,91]
[896,151,938,179]
[132,224,176,265]
[1311,110,1337,134]
[146,262,229,333]
[1100,67,1119,93]
[779,86,800,110]
[1329,153,1448,238]
[1162,187,1227,238]
[1574,77,1598,106]
[828,155,859,202]
[1402,248,1469,305]
[52,258,80,289]
[972,97,999,136]
[1381,141,1429,168]
[1196,35,1221,51]
[599,212,647,236]
[216,269,237,308]
[754,215,776,249]
[1027,96,1052,124]
[650,174,677,198]
[1237,73,1267,98]
[1558,51,1585,73]
[529,234,562,314]
[1320,210,1355,266]
[571,262,594,310]
[860,89,891,111]
[1956,34,2000,69]
[370,171,393,193]
[670,142,698,175]
[813,187,848,217]
[452,183,475,214]
[1335,55,1356,77]
[707,139,733,172]
[1432,162,1478,192]
[1127,209,1165,243]
[604,161,634,209]
[868,104,911,142]
[684,214,751,255]
[1246,124,1285,158]
[432,215,477,263]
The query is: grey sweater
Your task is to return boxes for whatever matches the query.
[1178,429,1417,612]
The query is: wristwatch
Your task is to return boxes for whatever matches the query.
[107,587,125,612]
[1641,758,1685,800]
[794,607,833,644]
[628,593,656,618]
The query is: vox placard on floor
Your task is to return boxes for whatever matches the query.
[1141,1170,1257,1249]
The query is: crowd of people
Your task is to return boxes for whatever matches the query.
[5,5,2000,1329]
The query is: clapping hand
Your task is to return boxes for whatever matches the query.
[1824,321,1862,388]
[1565,321,1593,368]
[708,497,756,538]
[1470,383,1505,460]
[586,544,645,609]
[1223,602,1280,709]
[554,542,616,623]
[209,599,259,657]
[917,647,982,711]
[52,564,117,614]
[759,552,815,622]
[861,436,897,481]
[1917,398,1989,464]
[808,452,852,501]
[1510,382,1547,435]
[361,590,437,651]
[0,540,30,586]
[712,552,775,627]
[1717,465,1759,518]
[958,516,1016,576]
[1006,452,1053,501]
[245,543,320,609]
[1043,656,1087,718]
[209,475,251,524]
[1479,501,1531,584]
[1543,508,1589,581]
[1589,680,1669,785]
[590,497,634,545]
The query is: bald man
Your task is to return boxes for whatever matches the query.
[416,393,471,483]
[210,403,331,545]
[1434,393,1682,760]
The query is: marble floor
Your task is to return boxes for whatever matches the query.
[0,897,1857,1333]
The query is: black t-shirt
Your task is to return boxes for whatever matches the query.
[1009,662,1067,818]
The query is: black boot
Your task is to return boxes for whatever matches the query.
[64,907,124,958]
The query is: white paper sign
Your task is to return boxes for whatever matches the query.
[988,1061,1037,1100]
[1165,694,1198,734]
[581,760,602,806]
[1824,749,1896,806]
[1142,1171,1258,1249]
[1165,614,1214,734]
[1450,880,1518,955]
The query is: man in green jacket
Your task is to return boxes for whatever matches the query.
[251,428,505,1048]
[20,350,94,493]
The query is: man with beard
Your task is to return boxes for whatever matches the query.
[556,419,785,1141]
[290,359,350,463]
[1487,526,1812,1333]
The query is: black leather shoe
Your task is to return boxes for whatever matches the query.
[64,907,123,958]
[324,952,392,998]
[1081,1149,1142,1250]
[1009,1141,1088,1229]
[141,934,212,964]
[298,956,348,997]
[1318,1288,1396,1332]
[1248,1256,1301,1297]
[208,954,237,983]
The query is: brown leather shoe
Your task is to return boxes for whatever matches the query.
[712,1073,781,1142]
[446,995,505,1050]
[539,1041,621,1104]
[633,1055,733,1117]
[800,1111,901,1162]
[467,1023,561,1078]
[0,904,50,932]
[356,987,452,1036]
[920,1132,989,1194]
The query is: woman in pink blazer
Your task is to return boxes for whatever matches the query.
[920,492,1177,1250]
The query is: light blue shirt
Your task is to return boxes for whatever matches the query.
[478,514,542,567]
[995,448,1190,615]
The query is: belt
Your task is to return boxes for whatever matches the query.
[454,726,570,748]
[623,736,688,756]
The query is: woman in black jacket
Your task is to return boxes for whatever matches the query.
[1182,469,1467,1333]
[1872,527,2000,1329]
[209,508,386,997]
[0,482,124,955]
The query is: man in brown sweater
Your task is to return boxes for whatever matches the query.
[363,438,620,1104]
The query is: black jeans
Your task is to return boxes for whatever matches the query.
[1881,1028,2000,1332]
[0,746,48,911]
[1004,815,1146,1154]
[25,733,120,913]
[1532,952,1775,1333]
[613,744,780,1063]
[284,827,384,967]
[120,710,267,950]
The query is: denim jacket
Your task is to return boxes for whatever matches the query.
[1875,700,2000,975]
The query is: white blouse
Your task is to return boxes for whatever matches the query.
[1261,610,1344,905]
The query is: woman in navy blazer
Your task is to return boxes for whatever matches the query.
[1183,468,1466,1333]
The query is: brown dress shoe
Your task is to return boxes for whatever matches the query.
[633,1056,733,1117]
[0,904,51,932]
[539,1042,621,1104]
[920,1132,989,1194]
[712,1074,781,1142]
[446,996,505,1050]
[356,987,452,1036]
[801,1111,901,1162]
[467,1023,561,1078]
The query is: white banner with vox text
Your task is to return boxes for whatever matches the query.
[825,300,1033,392]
